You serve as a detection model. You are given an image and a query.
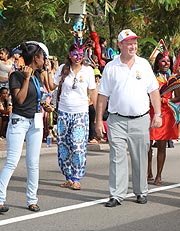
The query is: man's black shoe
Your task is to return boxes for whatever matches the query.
[167,140,174,148]
[105,198,121,207]
[136,195,147,204]
[0,205,9,213]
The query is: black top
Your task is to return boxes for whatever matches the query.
[9,71,43,118]
[101,46,107,59]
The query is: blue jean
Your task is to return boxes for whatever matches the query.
[0,113,43,206]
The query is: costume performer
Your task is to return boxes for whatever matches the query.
[148,50,180,185]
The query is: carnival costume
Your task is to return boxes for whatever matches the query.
[150,72,180,140]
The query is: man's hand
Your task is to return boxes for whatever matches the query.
[95,120,106,139]
[151,115,162,128]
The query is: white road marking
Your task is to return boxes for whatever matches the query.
[0,183,180,226]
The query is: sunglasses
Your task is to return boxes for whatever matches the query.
[72,77,78,89]
[70,51,84,59]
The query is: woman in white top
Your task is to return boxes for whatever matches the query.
[0,48,12,89]
[47,43,97,190]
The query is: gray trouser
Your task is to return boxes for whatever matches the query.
[107,113,150,202]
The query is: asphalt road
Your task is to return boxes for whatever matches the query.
[0,141,180,231]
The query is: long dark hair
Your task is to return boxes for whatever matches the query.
[56,44,86,104]
[0,47,10,59]
[19,43,43,65]
[153,52,173,74]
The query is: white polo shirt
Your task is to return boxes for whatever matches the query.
[98,55,159,116]
[54,64,96,113]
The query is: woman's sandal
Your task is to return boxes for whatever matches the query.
[88,138,99,144]
[28,204,40,212]
[147,176,154,182]
[60,180,73,188]
[154,177,162,186]
[70,181,81,190]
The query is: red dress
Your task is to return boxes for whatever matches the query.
[150,73,178,140]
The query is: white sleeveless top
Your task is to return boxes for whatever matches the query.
[0,61,12,78]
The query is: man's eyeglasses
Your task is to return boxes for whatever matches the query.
[70,51,84,59]
[72,77,78,89]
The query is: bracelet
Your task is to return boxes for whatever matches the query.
[154,113,162,118]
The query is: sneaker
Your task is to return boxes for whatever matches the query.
[136,195,147,204]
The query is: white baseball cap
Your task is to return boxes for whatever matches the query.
[118,29,140,42]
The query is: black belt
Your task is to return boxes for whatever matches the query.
[114,111,149,119]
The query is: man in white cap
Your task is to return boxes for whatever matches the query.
[95,29,162,207]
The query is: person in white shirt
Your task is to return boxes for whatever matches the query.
[47,43,97,190]
[0,48,12,89]
[95,29,162,207]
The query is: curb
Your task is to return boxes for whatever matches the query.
[0,143,110,159]
[87,143,110,151]
[1,140,180,159]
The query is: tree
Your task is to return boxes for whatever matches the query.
[0,0,179,62]
[104,0,180,59]
[0,0,71,61]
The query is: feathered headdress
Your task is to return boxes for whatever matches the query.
[150,39,168,61]
[74,42,86,52]
[158,41,169,58]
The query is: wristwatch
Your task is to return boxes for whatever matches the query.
[154,113,162,118]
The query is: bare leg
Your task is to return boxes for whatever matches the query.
[0,117,2,137]
[0,117,8,138]
[1,120,8,137]
[154,140,167,185]
[175,123,180,141]
[148,140,154,180]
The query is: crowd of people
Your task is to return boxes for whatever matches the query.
[0,29,180,213]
